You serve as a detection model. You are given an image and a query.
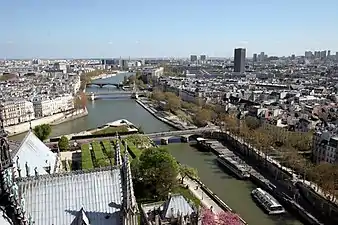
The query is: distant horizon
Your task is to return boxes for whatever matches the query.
[1,51,336,61]
[1,0,338,59]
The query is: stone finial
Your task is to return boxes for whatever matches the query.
[34,167,38,177]
[25,162,30,177]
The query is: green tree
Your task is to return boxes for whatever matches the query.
[58,136,69,151]
[134,147,179,200]
[33,124,52,141]
[179,164,198,183]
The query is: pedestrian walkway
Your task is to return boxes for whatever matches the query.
[182,177,223,213]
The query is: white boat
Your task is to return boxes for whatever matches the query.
[217,155,251,179]
[251,188,286,215]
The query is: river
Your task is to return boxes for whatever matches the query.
[9,74,304,225]
[166,143,304,225]
[10,72,174,140]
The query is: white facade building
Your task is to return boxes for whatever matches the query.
[0,100,35,126]
[33,95,74,118]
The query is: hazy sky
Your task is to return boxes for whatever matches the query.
[1,0,338,58]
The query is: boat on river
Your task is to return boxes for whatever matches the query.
[216,154,251,179]
[251,188,286,215]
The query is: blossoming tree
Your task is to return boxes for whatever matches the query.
[201,208,242,225]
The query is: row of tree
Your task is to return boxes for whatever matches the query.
[151,88,338,200]
[222,114,338,200]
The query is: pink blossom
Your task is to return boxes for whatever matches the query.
[201,208,242,225]
[217,211,242,225]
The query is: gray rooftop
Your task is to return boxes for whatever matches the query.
[18,168,122,225]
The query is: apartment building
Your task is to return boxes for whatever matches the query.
[312,131,338,164]
[33,95,74,118]
[0,100,35,126]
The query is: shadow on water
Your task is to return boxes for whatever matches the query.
[166,143,304,225]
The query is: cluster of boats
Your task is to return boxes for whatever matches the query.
[203,139,286,215]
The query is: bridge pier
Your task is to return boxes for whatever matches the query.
[180,135,189,143]
[160,138,169,145]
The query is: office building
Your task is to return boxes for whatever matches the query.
[190,55,197,62]
[336,52,338,60]
[119,59,128,70]
[200,55,206,61]
[253,53,257,62]
[320,51,327,59]
[305,51,313,59]
[258,52,265,62]
[328,50,331,58]
[234,48,246,73]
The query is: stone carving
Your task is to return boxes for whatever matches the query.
[25,162,30,177]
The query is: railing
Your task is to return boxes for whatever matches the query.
[145,127,217,138]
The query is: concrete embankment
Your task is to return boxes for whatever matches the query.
[135,99,186,130]
[6,108,88,136]
[50,108,88,125]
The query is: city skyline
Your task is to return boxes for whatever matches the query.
[1,0,338,58]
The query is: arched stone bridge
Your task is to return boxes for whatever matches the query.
[145,127,218,144]
[86,82,124,88]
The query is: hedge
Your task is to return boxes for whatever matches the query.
[102,140,114,164]
[124,140,142,158]
[81,144,94,170]
[92,141,110,167]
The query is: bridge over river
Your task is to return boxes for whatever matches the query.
[86,82,124,88]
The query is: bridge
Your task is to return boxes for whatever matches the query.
[86,82,124,88]
[145,127,218,144]
[86,91,148,100]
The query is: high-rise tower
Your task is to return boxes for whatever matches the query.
[234,48,246,73]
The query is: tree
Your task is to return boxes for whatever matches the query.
[201,208,242,225]
[58,136,69,152]
[194,109,212,127]
[152,90,165,102]
[245,116,261,130]
[166,94,181,111]
[134,147,179,200]
[33,124,51,141]
[179,164,198,183]
[201,208,215,225]
[217,211,242,225]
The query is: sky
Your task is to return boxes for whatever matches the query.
[1,0,338,59]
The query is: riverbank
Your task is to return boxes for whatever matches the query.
[6,108,88,136]
[136,98,196,130]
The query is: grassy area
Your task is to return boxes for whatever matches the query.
[92,141,110,167]
[102,140,115,165]
[173,186,201,206]
[124,141,142,158]
[81,144,94,170]
[92,126,129,135]
[125,134,152,149]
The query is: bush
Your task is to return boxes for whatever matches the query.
[81,144,93,170]
[58,136,69,151]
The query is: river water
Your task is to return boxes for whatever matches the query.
[10,72,174,140]
[9,73,304,225]
[166,143,303,225]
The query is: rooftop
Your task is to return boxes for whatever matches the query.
[18,168,122,225]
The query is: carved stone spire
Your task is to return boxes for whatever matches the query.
[115,133,122,166]
[122,141,136,210]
